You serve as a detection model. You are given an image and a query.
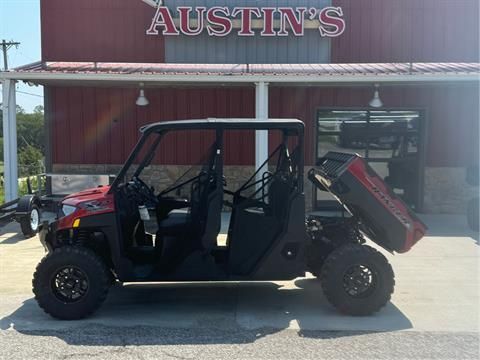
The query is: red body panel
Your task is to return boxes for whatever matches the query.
[310,152,428,253]
[347,158,427,252]
[57,186,115,231]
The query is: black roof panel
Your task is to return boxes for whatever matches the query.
[141,118,304,134]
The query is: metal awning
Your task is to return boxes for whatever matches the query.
[2,61,479,85]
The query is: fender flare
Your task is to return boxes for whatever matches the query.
[15,194,42,219]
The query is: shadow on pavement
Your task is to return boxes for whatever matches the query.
[0,280,412,346]
[0,230,26,245]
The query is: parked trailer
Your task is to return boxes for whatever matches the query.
[0,174,114,237]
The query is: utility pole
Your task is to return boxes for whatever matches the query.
[1,40,20,71]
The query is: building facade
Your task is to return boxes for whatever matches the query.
[39,0,479,213]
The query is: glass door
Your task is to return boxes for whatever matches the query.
[315,109,424,212]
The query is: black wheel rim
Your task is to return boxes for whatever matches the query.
[51,266,89,303]
[343,264,377,298]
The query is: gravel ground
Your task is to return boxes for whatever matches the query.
[0,325,479,360]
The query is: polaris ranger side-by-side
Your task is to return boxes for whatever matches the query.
[33,119,427,320]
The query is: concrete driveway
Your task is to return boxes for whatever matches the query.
[0,215,478,359]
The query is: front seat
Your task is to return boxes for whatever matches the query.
[156,208,190,236]
[157,144,222,251]
[156,172,209,240]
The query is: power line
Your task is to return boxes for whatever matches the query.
[16,50,37,64]
[0,89,43,99]
[16,90,44,98]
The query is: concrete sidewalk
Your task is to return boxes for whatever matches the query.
[0,214,478,334]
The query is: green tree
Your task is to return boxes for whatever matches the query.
[17,105,45,153]
[0,105,44,150]
[18,146,44,177]
[0,105,45,177]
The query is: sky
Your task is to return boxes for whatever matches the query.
[0,0,43,112]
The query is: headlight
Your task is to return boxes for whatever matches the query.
[61,204,77,217]
[80,200,111,212]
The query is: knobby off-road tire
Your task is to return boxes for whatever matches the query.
[320,243,395,316]
[20,204,40,238]
[32,246,111,320]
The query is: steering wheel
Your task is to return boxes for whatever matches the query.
[130,177,158,207]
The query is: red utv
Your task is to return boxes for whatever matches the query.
[33,119,427,319]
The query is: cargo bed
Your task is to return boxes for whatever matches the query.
[309,152,427,253]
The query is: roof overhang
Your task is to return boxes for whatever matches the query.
[1,61,479,87]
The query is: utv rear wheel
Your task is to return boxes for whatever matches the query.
[32,246,110,320]
[320,244,394,316]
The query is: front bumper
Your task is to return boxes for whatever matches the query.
[39,220,57,252]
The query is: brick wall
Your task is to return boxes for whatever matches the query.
[424,167,479,214]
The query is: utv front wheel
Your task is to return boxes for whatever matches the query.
[320,244,394,316]
[32,246,110,320]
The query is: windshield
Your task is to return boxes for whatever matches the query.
[110,132,162,189]
[110,129,218,193]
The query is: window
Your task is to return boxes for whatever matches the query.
[316,109,424,211]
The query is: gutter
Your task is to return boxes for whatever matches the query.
[1,71,479,85]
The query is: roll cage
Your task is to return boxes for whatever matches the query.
[109,119,305,193]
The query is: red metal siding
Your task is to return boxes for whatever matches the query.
[51,85,478,168]
[50,87,256,166]
[41,0,479,64]
[41,0,165,62]
[332,0,479,63]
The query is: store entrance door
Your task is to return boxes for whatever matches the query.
[315,109,425,212]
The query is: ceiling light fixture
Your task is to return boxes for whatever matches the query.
[369,84,383,108]
[136,83,149,107]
